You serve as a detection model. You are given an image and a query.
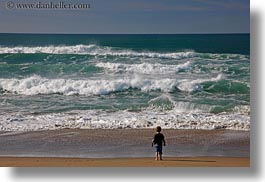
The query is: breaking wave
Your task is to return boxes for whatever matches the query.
[0,75,177,95]
[147,94,212,112]
[177,74,223,92]
[0,74,226,96]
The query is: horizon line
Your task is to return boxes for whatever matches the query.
[0,32,250,35]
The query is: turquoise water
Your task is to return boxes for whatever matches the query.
[0,34,250,131]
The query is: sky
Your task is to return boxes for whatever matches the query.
[0,0,250,34]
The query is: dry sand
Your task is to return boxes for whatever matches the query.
[0,156,249,167]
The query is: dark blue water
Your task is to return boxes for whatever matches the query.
[0,33,249,54]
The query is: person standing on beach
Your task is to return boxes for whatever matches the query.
[152,126,166,160]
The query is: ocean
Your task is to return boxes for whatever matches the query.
[0,34,250,131]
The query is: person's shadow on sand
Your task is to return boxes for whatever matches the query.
[165,159,216,163]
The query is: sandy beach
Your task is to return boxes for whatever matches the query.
[0,156,249,167]
[0,129,250,167]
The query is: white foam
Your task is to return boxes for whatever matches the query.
[95,61,191,74]
[232,105,250,115]
[0,45,195,59]
[0,108,250,131]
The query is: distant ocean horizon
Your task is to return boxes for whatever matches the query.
[0,34,250,131]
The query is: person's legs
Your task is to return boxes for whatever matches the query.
[159,147,163,160]
[155,152,159,160]
[159,153,163,160]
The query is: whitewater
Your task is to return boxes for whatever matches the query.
[0,37,250,131]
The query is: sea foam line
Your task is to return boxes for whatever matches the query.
[0,108,250,131]
[95,61,191,74]
[0,44,195,59]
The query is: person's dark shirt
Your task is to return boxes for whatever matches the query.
[153,133,165,146]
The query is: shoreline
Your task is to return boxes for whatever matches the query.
[0,156,250,167]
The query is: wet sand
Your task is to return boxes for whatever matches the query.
[0,129,250,166]
[0,156,249,167]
